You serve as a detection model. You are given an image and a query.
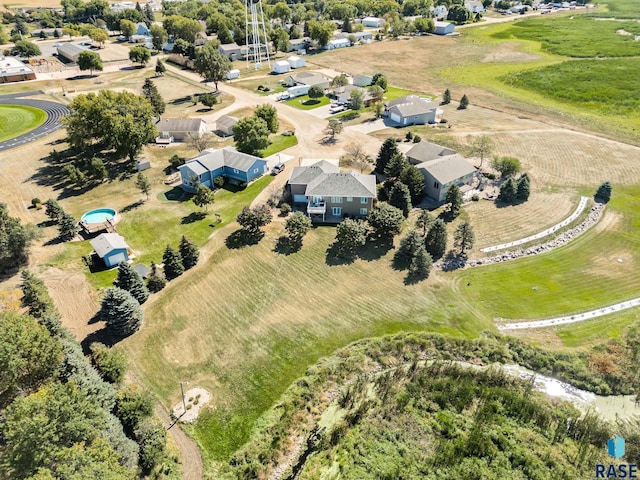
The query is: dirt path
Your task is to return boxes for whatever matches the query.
[156,405,204,480]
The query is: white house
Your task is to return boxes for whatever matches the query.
[362,16,385,27]
[154,118,206,143]
[272,60,291,74]
[287,55,305,69]
[433,5,448,18]
[434,21,455,35]
[465,0,485,12]
[384,95,442,125]
[325,38,350,50]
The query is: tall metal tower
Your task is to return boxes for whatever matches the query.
[245,0,271,70]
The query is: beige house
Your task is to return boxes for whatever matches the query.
[288,160,377,222]
[216,115,238,136]
[155,118,206,143]
[406,141,476,203]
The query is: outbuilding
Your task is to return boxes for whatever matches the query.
[325,38,351,50]
[90,233,130,268]
[434,21,455,35]
[226,69,240,80]
[216,115,238,136]
[362,16,385,27]
[287,55,305,69]
[272,60,291,74]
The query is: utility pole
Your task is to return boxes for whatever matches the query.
[180,381,189,413]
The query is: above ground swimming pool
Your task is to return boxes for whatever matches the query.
[81,208,117,225]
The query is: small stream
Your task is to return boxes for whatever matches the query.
[502,364,639,421]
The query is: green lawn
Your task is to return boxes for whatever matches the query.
[383,86,420,101]
[0,105,47,142]
[283,94,330,109]
[455,186,640,321]
[259,134,298,157]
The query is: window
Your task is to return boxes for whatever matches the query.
[360,208,367,216]
[233,168,239,174]
[346,197,353,202]
[332,207,342,216]
[331,196,342,203]
[253,168,259,173]
[360,197,368,204]
[434,182,440,189]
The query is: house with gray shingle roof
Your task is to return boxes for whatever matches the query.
[287,72,331,89]
[287,160,376,222]
[155,117,206,143]
[384,95,442,125]
[178,147,268,192]
[216,115,238,136]
[407,141,476,202]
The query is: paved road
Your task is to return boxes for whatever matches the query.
[0,92,69,152]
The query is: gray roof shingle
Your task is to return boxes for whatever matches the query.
[305,171,376,197]
[90,233,129,258]
[155,117,204,133]
[418,154,475,185]
[406,141,457,163]
[289,161,340,184]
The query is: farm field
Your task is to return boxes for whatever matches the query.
[0,105,47,142]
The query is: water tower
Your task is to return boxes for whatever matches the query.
[245,0,271,70]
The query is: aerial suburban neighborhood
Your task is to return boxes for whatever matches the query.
[1,0,639,478]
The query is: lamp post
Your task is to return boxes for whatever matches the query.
[180,381,189,413]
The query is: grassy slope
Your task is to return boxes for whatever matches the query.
[455,186,640,320]
[122,224,492,461]
[0,105,47,142]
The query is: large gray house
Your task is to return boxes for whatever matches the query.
[406,141,476,203]
[384,95,442,126]
[288,160,377,222]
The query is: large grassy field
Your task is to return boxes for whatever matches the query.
[121,223,492,461]
[0,105,47,142]
[455,185,640,320]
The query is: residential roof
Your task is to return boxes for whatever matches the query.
[352,74,373,85]
[90,233,129,258]
[216,115,238,129]
[328,38,350,46]
[289,37,310,45]
[435,21,453,28]
[219,43,241,52]
[406,141,457,163]
[181,147,264,175]
[305,171,376,198]
[133,263,151,279]
[178,159,209,176]
[223,148,263,171]
[155,117,204,133]
[390,100,438,117]
[289,161,340,184]
[289,72,331,86]
[418,154,475,185]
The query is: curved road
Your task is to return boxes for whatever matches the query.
[0,92,69,152]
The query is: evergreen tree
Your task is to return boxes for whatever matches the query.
[20,270,55,319]
[393,230,424,269]
[454,220,475,255]
[367,203,404,238]
[135,172,151,200]
[141,78,165,116]
[58,212,79,241]
[389,182,412,218]
[399,165,425,204]
[442,88,451,105]
[459,94,469,110]
[100,287,143,337]
[90,342,127,384]
[445,184,463,218]
[44,198,64,223]
[595,181,612,203]
[334,218,367,257]
[179,236,199,270]
[0,203,37,274]
[155,59,166,76]
[162,245,184,280]
[135,419,166,472]
[146,262,167,293]
[384,152,408,178]
[425,218,447,259]
[115,262,149,304]
[415,209,434,237]
[498,177,517,203]
[376,137,400,173]
[408,245,432,278]
[516,174,530,201]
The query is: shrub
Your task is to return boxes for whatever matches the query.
[169,155,185,169]
[440,118,448,124]
[595,181,612,203]
[31,198,41,208]
[115,385,154,435]
[405,131,413,142]
[471,194,480,202]
[238,181,248,189]
[280,203,292,216]
[412,134,422,143]
[213,176,225,188]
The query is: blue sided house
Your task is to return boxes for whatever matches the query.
[178,147,268,193]
[90,233,130,268]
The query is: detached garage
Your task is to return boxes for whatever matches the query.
[434,21,455,35]
[90,233,130,268]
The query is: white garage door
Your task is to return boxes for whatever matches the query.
[390,113,401,123]
[108,252,126,267]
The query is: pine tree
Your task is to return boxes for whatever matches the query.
[459,94,469,110]
[58,212,79,241]
[141,78,165,116]
[179,236,199,270]
[595,181,612,203]
[415,209,433,237]
[393,230,424,270]
[425,218,447,259]
[100,287,143,337]
[146,262,167,293]
[162,245,184,280]
[445,184,463,218]
[408,245,432,278]
[498,177,517,203]
[454,220,475,255]
[384,153,408,178]
[115,262,149,304]
[442,88,451,105]
[399,165,425,204]
[20,270,55,319]
[44,199,64,223]
[376,137,400,173]
[135,173,151,200]
[155,59,166,76]
[516,174,530,201]
[389,182,412,218]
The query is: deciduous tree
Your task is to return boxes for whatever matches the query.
[193,41,231,91]
[146,262,166,293]
[120,19,136,38]
[308,19,334,47]
[469,134,494,169]
[135,419,166,472]
[254,104,279,133]
[77,50,103,75]
[236,204,272,236]
[149,24,167,52]
[135,172,151,200]
[308,84,325,99]
[233,116,270,155]
[335,218,367,256]
[90,342,127,384]
[114,385,153,435]
[284,211,312,242]
[0,204,37,273]
[129,45,151,65]
[492,156,521,178]
[367,203,404,238]
[12,40,41,58]
[349,88,364,110]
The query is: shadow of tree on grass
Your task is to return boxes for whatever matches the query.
[225,228,264,249]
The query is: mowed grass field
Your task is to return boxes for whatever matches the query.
[121,223,492,461]
[0,105,47,142]
[455,185,640,320]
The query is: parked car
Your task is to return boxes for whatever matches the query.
[271,163,285,175]
[277,93,290,101]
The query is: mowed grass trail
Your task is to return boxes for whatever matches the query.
[0,105,47,142]
[122,224,491,461]
[455,186,640,321]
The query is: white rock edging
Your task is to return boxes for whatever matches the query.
[481,196,589,253]
[498,297,640,331]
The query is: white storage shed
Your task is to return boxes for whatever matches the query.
[272,61,291,74]
[226,69,240,80]
[287,55,305,69]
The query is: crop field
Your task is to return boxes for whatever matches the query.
[499,16,640,58]
[0,105,47,142]
[456,185,640,321]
